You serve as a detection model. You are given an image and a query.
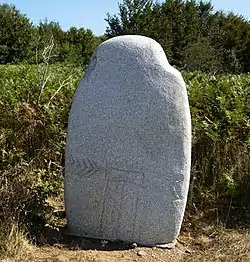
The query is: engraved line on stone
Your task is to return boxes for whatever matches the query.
[105,179,146,189]
[72,157,99,177]
[116,173,126,237]
[74,167,99,178]
[104,176,169,195]
[107,166,142,174]
[85,158,98,175]
[76,156,82,168]
[68,153,74,164]
[104,182,121,238]
[107,166,165,178]
[132,172,141,240]
[70,170,169,200]
[69,156,170,194]
[70,158,165,179]
[99,158,109,236]
[71,164,168,194]
[138,172,145,241]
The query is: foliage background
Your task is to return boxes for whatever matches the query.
[0,1,250,73]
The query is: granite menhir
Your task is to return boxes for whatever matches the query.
[64,35,191,246]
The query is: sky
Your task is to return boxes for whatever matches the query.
[0,0,249,36]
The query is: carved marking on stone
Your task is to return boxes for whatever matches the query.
[75,158,98,177]
[107,166,142,174]
[68,153,74,165]
[68,154,99,178]
[106,179,145,189]
[99,159,109,236]
[117,180,125,236]
[70,156,168,193]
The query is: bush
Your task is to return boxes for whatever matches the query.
[185,72,250,226]
[0,64,83,234]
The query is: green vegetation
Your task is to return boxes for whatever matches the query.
[0,4,32,64]
[0,4,100,67]
[1,1,250,73]
[185,72,250,226]
[106,0,250,73]
[0,64,82,236]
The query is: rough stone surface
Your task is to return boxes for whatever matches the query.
[64,35,191,246]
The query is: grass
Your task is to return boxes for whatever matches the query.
[182,228,250,261]
[0,221,33,261]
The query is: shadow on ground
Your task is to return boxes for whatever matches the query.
[35,211,134,251]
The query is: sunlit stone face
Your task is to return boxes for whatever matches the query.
[64,35,192,246]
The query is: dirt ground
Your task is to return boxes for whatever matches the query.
[21,224,250,262]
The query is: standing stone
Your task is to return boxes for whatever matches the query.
[64,35,191,246]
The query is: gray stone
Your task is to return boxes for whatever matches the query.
[64,35,191,246]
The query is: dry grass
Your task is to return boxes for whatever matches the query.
[179,227,250,261]
[0,221,34,262]
[1,221,249,262]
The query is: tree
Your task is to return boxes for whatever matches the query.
[105,0,250,73]
[183,37,222,72]
[105,0,153,37]
[242,32,250,72]
[64,27,99,66]
[0,4,33,63]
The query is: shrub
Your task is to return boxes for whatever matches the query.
[0,64,83,234]
[185,72,250,226]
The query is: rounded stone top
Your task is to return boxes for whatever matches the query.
[100,35,164,51]
[92,35,170,70]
